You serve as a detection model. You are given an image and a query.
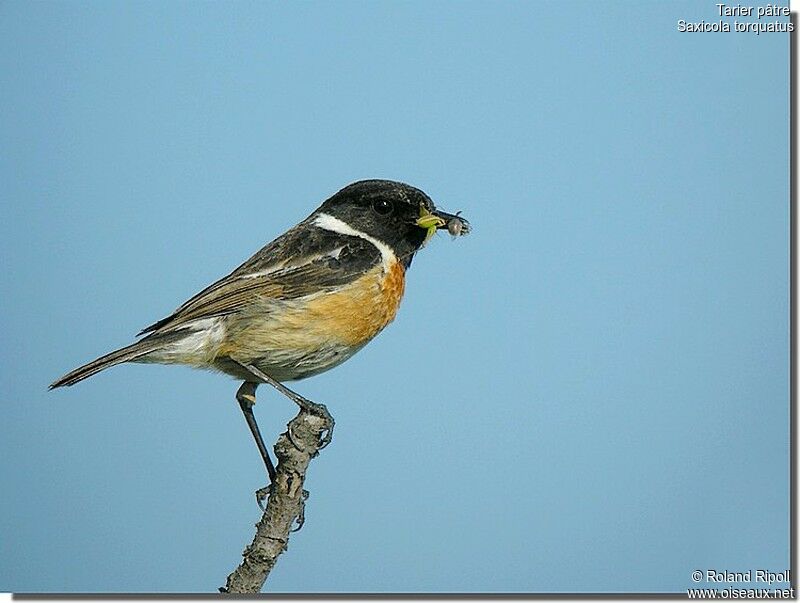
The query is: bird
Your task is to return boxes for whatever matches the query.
[50,179,470,485]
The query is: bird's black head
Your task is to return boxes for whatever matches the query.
[315,179,469,265]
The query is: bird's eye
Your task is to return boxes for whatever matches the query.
[372,198,393,215]
[372,198,393,216]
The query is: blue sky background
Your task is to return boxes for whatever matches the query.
[0,0,790,594]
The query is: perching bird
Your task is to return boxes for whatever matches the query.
[50,179,470,483]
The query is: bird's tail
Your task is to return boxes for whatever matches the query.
[49,332,184,389]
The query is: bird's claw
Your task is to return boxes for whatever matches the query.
[255,484,271,511]
[318,424,333,450]
[286,422,304,451]
[291,489,310,532]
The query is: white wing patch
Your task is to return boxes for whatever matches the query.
[141,317,227,366]
[240,243,346,280]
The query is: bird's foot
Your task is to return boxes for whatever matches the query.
[298,400,334,449]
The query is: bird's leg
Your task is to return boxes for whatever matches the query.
[236,381,277,486]
[232,360,335,450]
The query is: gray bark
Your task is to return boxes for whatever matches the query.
[221,408,331,594]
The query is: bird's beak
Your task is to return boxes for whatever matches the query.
[416,206,471,242]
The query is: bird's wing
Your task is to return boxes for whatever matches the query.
[138,223,381,335]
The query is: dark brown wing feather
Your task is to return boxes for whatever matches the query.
[138,222,381,335]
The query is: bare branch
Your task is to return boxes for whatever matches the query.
[221,408,332,594]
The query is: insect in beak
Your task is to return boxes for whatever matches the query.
[416,207,447,243]
[416,206,471,244]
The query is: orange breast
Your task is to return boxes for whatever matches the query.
[307,259,406,347]
[216,259,407,365]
